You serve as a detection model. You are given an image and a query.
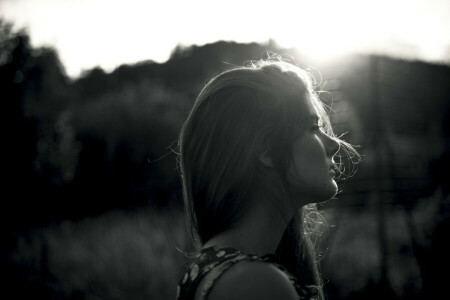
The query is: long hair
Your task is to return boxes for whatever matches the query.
[177,57,360,299]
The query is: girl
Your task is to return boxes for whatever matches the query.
[176,57,360,300]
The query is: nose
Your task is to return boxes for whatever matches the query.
[324,134,340,158]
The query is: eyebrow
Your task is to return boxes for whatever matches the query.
[296,115,321,128]
[308,115,320,123]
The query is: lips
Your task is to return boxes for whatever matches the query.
[329,164,338,176]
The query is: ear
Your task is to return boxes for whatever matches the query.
[258,147,274,168]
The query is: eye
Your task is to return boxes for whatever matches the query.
[312,123,324,134]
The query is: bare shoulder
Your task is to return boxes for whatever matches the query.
[194,260,299,300]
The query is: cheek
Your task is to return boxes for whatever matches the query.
[288,141,336,193]
[291,142,322,175]
[287,153,317,186]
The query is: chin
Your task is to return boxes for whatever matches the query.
[324,189,339,202]
[323,183,339,201]
[288,179,339,206]
[309,184,339,203]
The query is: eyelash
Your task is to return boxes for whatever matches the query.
[313,123,324,133]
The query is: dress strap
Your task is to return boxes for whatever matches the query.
[176,245,320,300]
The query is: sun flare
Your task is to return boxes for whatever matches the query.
[1,0,448,77]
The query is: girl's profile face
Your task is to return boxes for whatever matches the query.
[287,98,340,204]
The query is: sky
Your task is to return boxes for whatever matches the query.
[1,0,449,78]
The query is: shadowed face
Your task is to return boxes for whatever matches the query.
[287,98,340,205]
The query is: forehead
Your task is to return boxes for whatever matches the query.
[304,95,318,115]
[302,96,320,122]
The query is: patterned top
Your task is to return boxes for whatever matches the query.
[176,245,319,300]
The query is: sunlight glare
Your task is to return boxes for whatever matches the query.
[269,0,450,64]
[1,0,448,77]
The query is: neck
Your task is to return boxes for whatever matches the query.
[203,195,295,257]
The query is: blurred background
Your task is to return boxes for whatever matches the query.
[1,0,449,299]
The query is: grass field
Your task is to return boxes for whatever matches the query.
[9,189,445,299]
[11,205,189,299]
